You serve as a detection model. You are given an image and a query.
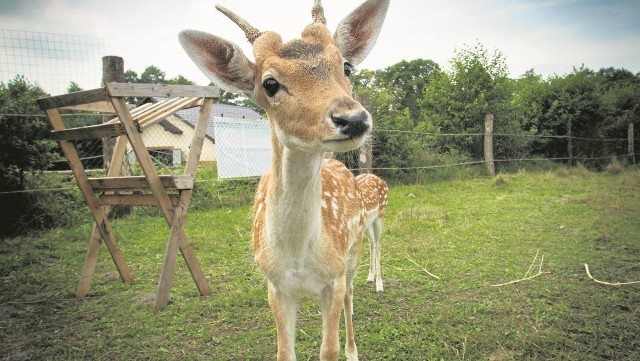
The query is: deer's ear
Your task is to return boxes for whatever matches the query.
[179,30,255,95]
[334,0,390,66]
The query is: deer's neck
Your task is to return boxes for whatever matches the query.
[265,133,324,253]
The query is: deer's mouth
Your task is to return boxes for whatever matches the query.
[322,134,366,152]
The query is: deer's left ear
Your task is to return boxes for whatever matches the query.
[334,0,390,66]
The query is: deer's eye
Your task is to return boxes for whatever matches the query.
[344,62,354,77]
[262,78,280,97]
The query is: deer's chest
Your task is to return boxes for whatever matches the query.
[264,244,339,296]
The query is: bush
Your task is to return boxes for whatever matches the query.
[605,157,626,175]
[0,172,88,238]
[191,164,259,211]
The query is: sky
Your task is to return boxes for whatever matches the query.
[1,0,640,91]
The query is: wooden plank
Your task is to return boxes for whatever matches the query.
[155,190,189,309]
[156,98,216,306]
[185,98,215,175]
[44,108,65,131]
[52,122,127,140]
[112,96,179,221]
[137,97,202,128]
[77,135,130,297]
[60,101,117,113]
[113,96,187,309]
[159,99,216,306]
[76,230,103,297]
[177,98,215,297]
[157,99,217,307]
[100,193,180,206]
[37,88,109,110]
[136,97,189,126]
[88,175,193,192]
[106,82,220,98]
[96,102,154,127]
[45,109,134,285]
[172,175,194,190]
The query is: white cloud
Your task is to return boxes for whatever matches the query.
[1,0,639,93]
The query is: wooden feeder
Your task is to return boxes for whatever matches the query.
[37,83,219,309]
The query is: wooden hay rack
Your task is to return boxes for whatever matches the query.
[37,83,219,309]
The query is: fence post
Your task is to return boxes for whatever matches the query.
[484,113,495,176]
[101,56,125,173]
[101,56,132,217]
[629,123,636,165]
[567,118,573,166]
[359,141,373,174]
[357,92,373,174]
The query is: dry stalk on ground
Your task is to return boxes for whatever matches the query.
[492,249,550,287]
[584,263,640,286]
[405,252,441,280]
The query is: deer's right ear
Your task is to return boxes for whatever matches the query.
[179,30,255,95]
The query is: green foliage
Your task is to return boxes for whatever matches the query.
[218,88,265,117]
[190,164,259,210]
[522,66,640,169]
[421,42,531,161]
[349,61,440,181]
[0,75,58,190]
[371,59,440,121]
[0,75,68,237]
[124,65,197,103]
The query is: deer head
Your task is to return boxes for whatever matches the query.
[179,0,389,154]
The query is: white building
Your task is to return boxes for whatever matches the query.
[129,98,266,168]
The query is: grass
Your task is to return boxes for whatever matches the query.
[1,167,639,360]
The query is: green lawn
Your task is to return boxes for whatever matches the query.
[1,167,639,360]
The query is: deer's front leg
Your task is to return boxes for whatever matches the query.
[343,279,358,360]
[320,278,347,361]
[268,282,298,361]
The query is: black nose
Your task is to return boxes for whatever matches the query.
[332,110,370,137]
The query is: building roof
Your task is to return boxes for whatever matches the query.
[140,97,266,143]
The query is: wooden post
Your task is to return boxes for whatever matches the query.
[484,113,495,176]
[101,56,125,173]
[102,56,133,218]
[629,123,636,165]
[357,92,373,174]
[567,118,573,166]
[359,141,372,174]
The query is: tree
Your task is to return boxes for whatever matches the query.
[421,42,528,161]
[597,68,640,150]
[168,74,195,85]
[374,59,440,122]
[531,67,603,165]
[217,87,265,116]
[57,82,104,170]
[0,75,73,237]
[0,75,58,190]
[140,65,166,84]
[126,65,197,86]
[342,68,427,181]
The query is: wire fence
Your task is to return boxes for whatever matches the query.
[1,28,639,200]
[0,28,181,95]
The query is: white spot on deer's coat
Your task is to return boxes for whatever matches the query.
[331,197,339,219]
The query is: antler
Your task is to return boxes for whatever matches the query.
[311,0,326,25]
[215,5,263,44]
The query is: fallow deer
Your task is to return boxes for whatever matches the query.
[356,173,388,293]
[179,1,390,359]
